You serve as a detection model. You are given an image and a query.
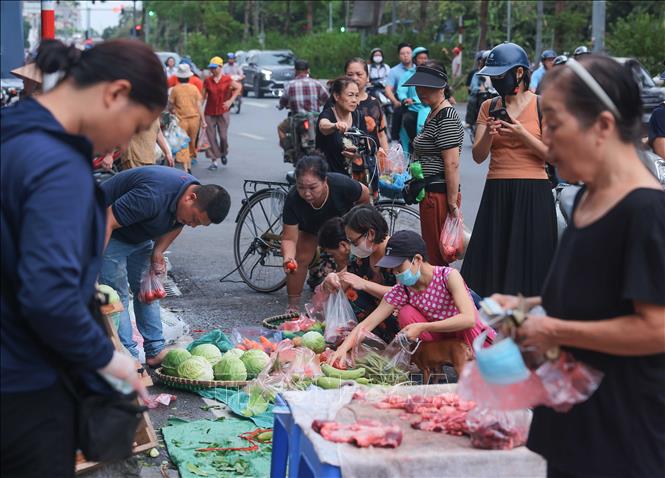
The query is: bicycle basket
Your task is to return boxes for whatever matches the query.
[378,143,412,198]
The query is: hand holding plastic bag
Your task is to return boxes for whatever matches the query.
[439,212,465,263]
[138,267,167,304]
[350,329,412,385]
[323,290,358,346]
[197,126,210,151]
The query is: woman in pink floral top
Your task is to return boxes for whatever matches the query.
[329,231,495,366]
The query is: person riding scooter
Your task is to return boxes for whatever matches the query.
[277,60,329,163]
[368,48,391,86]
[222,52,245,113]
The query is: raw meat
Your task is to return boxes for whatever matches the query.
[373,393,476,436]
[466,408,530,450]
[312,419,403,448]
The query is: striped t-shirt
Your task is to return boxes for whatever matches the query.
[412,106,464,179]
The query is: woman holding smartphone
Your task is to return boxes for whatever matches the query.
[461,42,557,297]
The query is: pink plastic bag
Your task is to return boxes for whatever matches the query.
[138,268,166,304]
[197,126,210,151]
[439,213,465,263]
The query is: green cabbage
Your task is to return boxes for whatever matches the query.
[161,348,191,376]
[98,284,120,304]
[302,331,325,353]
[223,348,245,360]
[190,344,223,365]
[240,349,270,379]
[213,356,248,381]
[177,357,214,380]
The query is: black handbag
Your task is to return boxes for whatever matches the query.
[402,177,426,204]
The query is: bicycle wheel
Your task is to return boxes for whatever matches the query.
[233,189,287,293]
[375,200,421,236]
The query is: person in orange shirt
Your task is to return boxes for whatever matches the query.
[168,64,206,173]
[167,60,203,93]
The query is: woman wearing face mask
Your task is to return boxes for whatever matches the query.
[317,77,369,176]
[461,42,557,298]
[493,55,665,478]
[1,39,165,477]
[344,58,389,153]
[329,231,495,367]
[318,207,399,342]
[282,155,370,311]
[402,61,464,266]
[368,48,391,87]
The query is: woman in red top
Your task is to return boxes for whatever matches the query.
[203,56,242,170]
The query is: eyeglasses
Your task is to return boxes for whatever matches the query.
[346,233,366,247]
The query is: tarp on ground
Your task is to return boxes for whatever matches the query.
[198,388,274,428]
[162,417,271,478]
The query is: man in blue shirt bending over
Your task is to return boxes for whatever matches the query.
[100,166,231,366]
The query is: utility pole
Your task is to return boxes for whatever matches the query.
[328,2,332,32]
[41,0,55,39]
[132,0,137,37]
[535,0,543,61]
[391,0,396,34]
[507,0,512,42]
[592,0,606,52]
[86,1,91,39]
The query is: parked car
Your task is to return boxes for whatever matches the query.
[614,57,665,126]
[155,51,181,69]
[242,50,295,98]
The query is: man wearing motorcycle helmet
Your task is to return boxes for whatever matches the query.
[573,45,590,58]
[222,52,244,80]
[368,47,391,86]
[530,49,557,93]
[396,46,430,152]
[553,55,569,67]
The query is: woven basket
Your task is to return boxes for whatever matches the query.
[262,312,300,330]
[154,368,248,392]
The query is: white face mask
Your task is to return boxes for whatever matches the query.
[372,55,383,64]
[350,236,373,258]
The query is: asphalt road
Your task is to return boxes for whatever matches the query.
[120,97,490,477]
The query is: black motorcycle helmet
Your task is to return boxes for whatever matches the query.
[479,42,530,99]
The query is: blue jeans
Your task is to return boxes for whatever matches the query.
[100,238,164,359]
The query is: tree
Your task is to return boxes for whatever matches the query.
[306,1,314,33]
[606,10,665,73]
[478,0,489,50]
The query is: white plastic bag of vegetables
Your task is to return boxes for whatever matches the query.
[323,289,357,346]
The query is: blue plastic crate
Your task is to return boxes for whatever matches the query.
[271,395,342,478]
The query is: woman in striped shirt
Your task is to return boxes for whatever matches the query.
[403,61,464,265]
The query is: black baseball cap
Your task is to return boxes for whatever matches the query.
[402,65,448,89]
[376,231,429,269]
[295,60,309,71]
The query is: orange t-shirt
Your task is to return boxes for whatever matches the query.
[477,94,548,180]
[167,75,203,93]
[169,83,202,119]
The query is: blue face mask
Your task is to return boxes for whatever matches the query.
[395,260,421,287]
[473,331,530,385]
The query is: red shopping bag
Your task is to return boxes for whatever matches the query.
[197,126,210,152]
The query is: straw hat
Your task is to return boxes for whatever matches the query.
[11,63,42,84]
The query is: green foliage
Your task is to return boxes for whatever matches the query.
[606,11,665,74]
[23,19,31,49]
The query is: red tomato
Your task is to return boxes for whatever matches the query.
[155,288,167,299]
[144,291,155,303]
[286,261,297,272]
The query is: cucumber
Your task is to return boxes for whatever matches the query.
[354,377,370,385]
[316,376,343,389]
[257,431,273,443]
[321,363,366,380]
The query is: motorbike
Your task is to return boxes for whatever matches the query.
[279,108,319,164]
[343,127,379,192]
[467,88,499,144]
[367,82,394,139]
[0,85,21,107]
[230,74,244,114]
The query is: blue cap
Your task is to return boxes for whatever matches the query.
[227,52,236,59]
[479,42,530,77]
[541,49,557,60]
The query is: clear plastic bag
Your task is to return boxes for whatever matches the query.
[466,407,531,450]
[164,117,190,155]
[350,329,412,385]
[536,351,604,412]
[439,213,465,263]
[323,289,358,346]
[138,267,167,304]
[378,143,412,194]
[197,126,210,151]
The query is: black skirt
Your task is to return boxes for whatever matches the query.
[460,179,557,297]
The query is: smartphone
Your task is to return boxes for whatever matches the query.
[489,107,513,123]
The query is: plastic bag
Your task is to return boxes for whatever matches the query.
[186,329,234,354]
[138,268,167,304]
[164,117,190,155]
[466,408,531,450]
[197,126,210,151]
[536,351,604,412]
[323,290,358,345]
[378,143,411,195]
[350,329,412,385]
[230,326,282,354]
[439,213,465,263]
[161,308,190,345]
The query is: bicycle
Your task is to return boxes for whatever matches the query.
[221,173,421,293]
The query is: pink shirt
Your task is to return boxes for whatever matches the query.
[384,266,496,348]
